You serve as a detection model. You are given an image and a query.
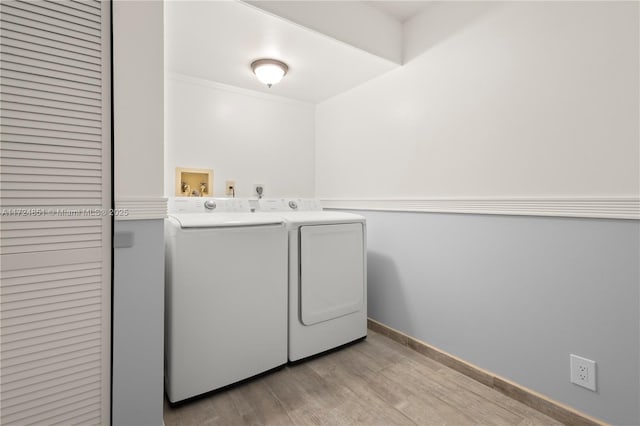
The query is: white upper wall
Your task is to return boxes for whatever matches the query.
[113,1,164,198]
[245,1,404,64]
[316,1,639,199]
[165,74,315,198]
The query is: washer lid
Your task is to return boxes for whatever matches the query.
[169,213,283,228]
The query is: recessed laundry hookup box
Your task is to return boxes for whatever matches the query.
[175,167,213,197]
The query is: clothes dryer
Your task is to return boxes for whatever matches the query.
[259,199,367,361]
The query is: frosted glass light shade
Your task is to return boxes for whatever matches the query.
[251,59,288,88]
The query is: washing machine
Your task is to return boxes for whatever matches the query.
[259,199,367,361]
[164,198,287,403]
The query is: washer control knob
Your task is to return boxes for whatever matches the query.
[204,200,217,210]
[288,200,298,210]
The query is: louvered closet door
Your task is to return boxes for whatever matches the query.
[0,1,111,424]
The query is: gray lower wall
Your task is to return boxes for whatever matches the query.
[112,219,164,426]
[351,210,639,425]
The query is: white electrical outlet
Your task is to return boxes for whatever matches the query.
[253,183,264,198]
[570,354,596,391]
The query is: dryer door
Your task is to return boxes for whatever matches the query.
[299,223,364,326]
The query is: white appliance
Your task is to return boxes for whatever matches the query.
[164,198,287,403]
[259,199,367,361]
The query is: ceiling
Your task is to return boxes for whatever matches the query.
[165,1,400,103]
[366,1,431,22]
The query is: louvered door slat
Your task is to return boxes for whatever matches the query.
[3,390,100,426]
[3,117,102,138]
[1,76,101,100]
[1,200,102,209]
[1,329,103,366]
[2,141,100,155]
[1,380,101,419]
[1,26,101,57]
[1,46,101,74]
[0,181,101,191]
[2,371,100,407]
[1,328,100,360]
[2,69,101,94]
[2,323,102,356]
[2,60,101,87]
[2,369,99,407]
[1,137,101,152]
[10,1,101,30]
[1,85,100,109]
[3,36,101,66]
[0,21,100,52]
[2,339,100,376]
[3,3,100,38]
[1,156,102,170]
[1,287,102,312]
[1,80,101,105]
[0,288,101,319]
[1,304,100,329]
[0,0,110,424]
[1,272,98,295]
[1,241,102,256]
[2,361,100,395]
[1,92,101,114]
[1,147,101,162]
[0,171,100,185]
[52,409,101,426]
[1,281,101,304]
[2,310,101,338]
[0,219,101,231]
[30,0,101,24]
[2,187,102,198]
[1,190,102,199]
[0,11,100,48]
[0,261,101,275]
[2,385,101,424]
[1,100,101,122]
[1,174,102,185]
[2,225,101,239]
[1,53,100,84]
[4,109,101,131]
[1,118,101,137]
[3,277,101,297]
[32,400,101,426]
[2,100,100,122]
[3,361,96,397]
[59,0,102,16]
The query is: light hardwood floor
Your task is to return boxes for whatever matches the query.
[164,330,563,425]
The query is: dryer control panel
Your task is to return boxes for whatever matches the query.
[258,198,323,212]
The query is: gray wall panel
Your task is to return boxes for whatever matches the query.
[112,219,164,426]
[352,210,639,425]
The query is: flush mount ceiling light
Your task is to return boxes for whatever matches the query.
[251,58,288,88]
